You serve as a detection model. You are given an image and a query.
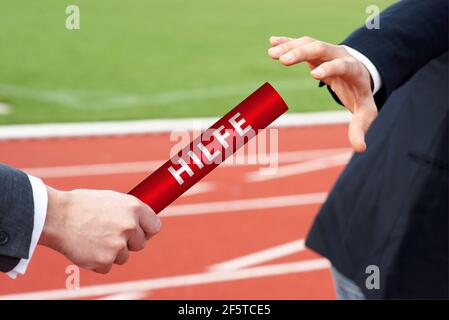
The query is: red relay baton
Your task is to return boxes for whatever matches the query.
[129,82,288,214]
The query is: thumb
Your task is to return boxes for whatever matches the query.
[348,99,378,152]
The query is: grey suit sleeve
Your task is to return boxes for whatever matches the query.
[0,164,35,272]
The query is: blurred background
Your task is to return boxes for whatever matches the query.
[0,0,392,124]
[0,0,393,300]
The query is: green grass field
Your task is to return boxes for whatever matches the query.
[0,0,393,124]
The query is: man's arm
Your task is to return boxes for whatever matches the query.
[0,163,162,277]
[267,0,448,152]
[342,0,449,107]
[6,175,47,278]
[0,164,34,272]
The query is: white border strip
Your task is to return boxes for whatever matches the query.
[0,111,350,140]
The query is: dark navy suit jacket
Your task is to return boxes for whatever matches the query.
[306,0,448,298]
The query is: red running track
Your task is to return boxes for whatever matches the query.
[0,124,351,300]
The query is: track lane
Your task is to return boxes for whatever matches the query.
[0,124,349,299]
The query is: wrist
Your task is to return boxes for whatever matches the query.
[39,186,70,251]
[361,63,374,92]
[342,45,382,95]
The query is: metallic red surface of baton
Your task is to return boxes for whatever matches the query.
[129,82,288,214]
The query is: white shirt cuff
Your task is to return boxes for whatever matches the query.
[342,45,382,95]
[6,176,48,279]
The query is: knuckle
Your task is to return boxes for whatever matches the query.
[280,43,291,52]
[152,215,162,231]
[345,56,358,64]
[341,59,353,72]
[155,218,162,233]
[339,59,350,71]
[288,48,299,58]
[333,58,344,65]
[122,221,138,233]
[300,36,313,42]
[96,253,115,266]
[314,41,327,52]
[128,199,143,214]
[111,239,127,252]
[146,218,162,239]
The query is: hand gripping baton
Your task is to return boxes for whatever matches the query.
[129,82,288,214]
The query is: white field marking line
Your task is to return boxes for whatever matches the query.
[162,192,327,217]
[0,111,351,140]
[0,79,315,110]
[246,152,352,182]
[209,239,305,272]
[21,148,351,179]
[0,259,330,300]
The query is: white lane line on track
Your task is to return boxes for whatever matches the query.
[247,152,352,182]
[182,182,216,198]
[21,148,351,178]
[0,111,351,140]
[0,237,326,299]
[97,239,307,299]
[23,160,163,178]
[163,192,327,217]
[0,259,330,300]
[209,239,306,272]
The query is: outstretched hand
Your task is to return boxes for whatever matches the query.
[268,36,378,152]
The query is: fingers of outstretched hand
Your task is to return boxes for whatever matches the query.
[310,58,352,80]
[278,41,339,66]
[348,99,378,152]
[268,36,315,59]
[269,36,292,46]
